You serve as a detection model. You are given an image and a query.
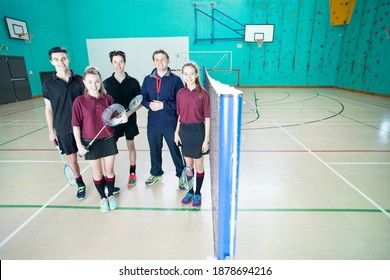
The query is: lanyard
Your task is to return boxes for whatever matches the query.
[155,73,162,100]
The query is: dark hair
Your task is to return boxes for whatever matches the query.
[152,49,169,61]
[109,50,126,63]
[182,62,204,97]
[48,46,68,60]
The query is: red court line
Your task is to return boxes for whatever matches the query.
[0,148,151,152]
[241,149,390,153]
[0,148,389,153]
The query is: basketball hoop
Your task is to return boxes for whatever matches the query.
[17,33,33,43]
[255,38,264,48]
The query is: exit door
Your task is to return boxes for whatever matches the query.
[0,55,32,104]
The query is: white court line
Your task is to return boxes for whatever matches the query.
[260,106,343,109]
[0,120,18,125]
[328,162,390,165]
[1,123,47,126]
[251,120,367,125]
[273,120,390,219]
[0,160,60,163]
[0,160,89,163]
[0,165,90,249]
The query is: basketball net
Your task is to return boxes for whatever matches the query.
[17,33,33,43]
[255,38,264,48]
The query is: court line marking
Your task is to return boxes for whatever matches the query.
[0,204,390,213]
[327,162,390,165]
[0,160,90,163]
[3,149,389,153]
[0,205,389,213]
[319,89,390,109]
[242,89,390,131]
[239,149,390,153]
[273,120,390,219]
[0,126,47,147]
[0,165,90,249]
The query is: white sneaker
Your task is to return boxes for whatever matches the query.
[100,198,109,213]
[108,195,118,210]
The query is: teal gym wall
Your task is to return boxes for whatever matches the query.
[0,0,389,96]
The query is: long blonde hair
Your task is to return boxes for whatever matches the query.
[83,66,106,95]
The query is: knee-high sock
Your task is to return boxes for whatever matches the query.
[105,176,115,196]
[93,177,106,199]
[195,171,205,195]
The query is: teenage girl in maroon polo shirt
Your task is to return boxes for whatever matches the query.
[72,66,128,213]
[174,62,211,208]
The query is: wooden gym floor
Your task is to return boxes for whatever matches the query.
[0,87,389,260]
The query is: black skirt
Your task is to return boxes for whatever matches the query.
[82,135,118,160]
[179,122,205,159]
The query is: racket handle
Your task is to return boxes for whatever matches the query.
[78,146,89,157]
[126,108,136,116]
[77,120,110,157]
[78,151,89,157]
[85,141,93,150]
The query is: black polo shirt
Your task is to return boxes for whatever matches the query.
[103,72,141,127]
[42,71,84,135]
[103,73,141,108]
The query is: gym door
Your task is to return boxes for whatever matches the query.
[0,55,32,104]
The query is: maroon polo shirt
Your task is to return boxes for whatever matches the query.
[176,86,210,124]
[72,93,115,140]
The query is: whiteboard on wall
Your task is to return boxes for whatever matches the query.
[86,36,189,85]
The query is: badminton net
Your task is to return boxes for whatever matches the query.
[205,67,243,260]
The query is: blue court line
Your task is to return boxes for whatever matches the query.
[0,204,389,213]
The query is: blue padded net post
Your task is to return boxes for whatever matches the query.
[217,92,243,260]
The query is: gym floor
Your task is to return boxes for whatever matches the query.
[0,87,389,260]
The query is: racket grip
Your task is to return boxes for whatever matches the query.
[78,148,89,157]
[78,143,90,157]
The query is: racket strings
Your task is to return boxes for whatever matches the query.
[64,165,76,185]
[129,95,143,110]
[185,168,193,179]
[182,167,194,190]
[102,104,126,126]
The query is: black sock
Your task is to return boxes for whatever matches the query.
[105,176,115,196]
[195,171,205,195]
[76,176,85,186]
[130,165,136,174]
[93,177,106,199]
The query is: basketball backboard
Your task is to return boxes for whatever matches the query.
[244,24,274,43]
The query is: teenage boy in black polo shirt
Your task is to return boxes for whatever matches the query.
[42,46,87,200]
[103,50,142,187]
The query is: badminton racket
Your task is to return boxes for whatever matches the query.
[126,94,143,115]
[83,103,126,153]
[179,145,194,191]
[54,140,76,186]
